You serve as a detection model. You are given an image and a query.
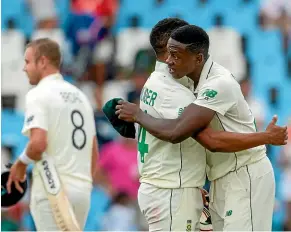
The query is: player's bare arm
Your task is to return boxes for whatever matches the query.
[94,164,116,197]
[196,115,288,152]
[25,128,47,161]
[116,99,215,143]
[7,128,47,194]
[91,136,99,178]
[116,100,288,148]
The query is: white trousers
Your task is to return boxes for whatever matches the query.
[209,156,275,231]
[138,183,203,232]
[30,176,91,231]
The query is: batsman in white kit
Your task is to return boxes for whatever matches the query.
[6,38,98,231]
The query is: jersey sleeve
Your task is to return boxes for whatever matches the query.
[194,77,237,116]
[22,92,49,136]
[159,86,195,119]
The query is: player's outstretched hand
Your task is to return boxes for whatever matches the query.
[6,160,27,194]
[265,115,288,145]
[115,100,141,122]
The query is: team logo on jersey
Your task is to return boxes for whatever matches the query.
[225,210,233,217]
[26,115,34,124]
[202,89,218,100]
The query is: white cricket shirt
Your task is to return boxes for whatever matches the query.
[22,73,96,184]
[138,61,206,189]
[193,56,266,181]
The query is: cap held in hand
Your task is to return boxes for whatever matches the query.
[102,98,136,138]
[1,164,28,208]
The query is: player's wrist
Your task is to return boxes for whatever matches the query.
[262,131,272,144]
[19,152,35,165]
[134,109,143,123]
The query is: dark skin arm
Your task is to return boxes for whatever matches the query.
[196,115,287,152]
[116,100,288,150]
[119,102,215,143]
[196,128,272,152]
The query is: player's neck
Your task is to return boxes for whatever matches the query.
[187,67,203,84]
[156,51,168,63]
[187,60,207,86]
[40,68,60,80]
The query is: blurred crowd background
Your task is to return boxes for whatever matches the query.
[1,0,291,231]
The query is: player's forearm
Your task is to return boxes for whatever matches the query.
[136,111,184,143]
[25,139,47,161]
[214,131,271,152]
[136,106,208,143]
[94,166,114,193]
[91,136,99,178]
[196,128,270,152]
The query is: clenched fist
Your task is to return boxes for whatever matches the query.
[115,100,141,122]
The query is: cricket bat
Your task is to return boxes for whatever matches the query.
[36,156,82,231]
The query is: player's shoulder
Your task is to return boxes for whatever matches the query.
[65,82,93,106]
[25,87,38,98]
[206,62,238,88]
[148,70,190,92]
[144,71,170,94]
[59,80,87,98]
[62,80,82,93]
[147,70,168,85]
[25,86,47,103]
[209,62,233,80]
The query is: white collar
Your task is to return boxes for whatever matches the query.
[194,56,214,93]
[154,61,168,73]
[38,73,63,86]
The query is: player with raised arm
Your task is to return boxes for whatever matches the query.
[6,38,98,231]
[116,25,288,231]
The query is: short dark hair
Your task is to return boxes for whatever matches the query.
[170,25,209,58]
[26,38,61,68]
[150,18,189,54]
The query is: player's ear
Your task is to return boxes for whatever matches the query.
[39,56,47,68]
[196,53,203,65]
